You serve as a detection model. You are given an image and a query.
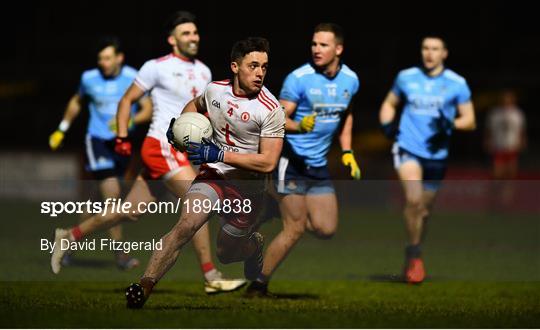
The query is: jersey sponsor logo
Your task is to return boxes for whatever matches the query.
[222,145,239,152]
[211,100,221,109]
[313,103,347,122]
[227,101,239,109]
[408,94,444,114]
[241,112,250,122]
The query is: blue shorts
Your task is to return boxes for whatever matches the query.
[392,143,447,191]
[273,156,334,195]
[85,134,130,180]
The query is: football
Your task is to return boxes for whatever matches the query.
[172,112,213,151]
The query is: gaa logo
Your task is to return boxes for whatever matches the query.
[241,112,250,122]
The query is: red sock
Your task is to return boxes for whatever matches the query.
[201,262,215,274]
[71,226,83,241]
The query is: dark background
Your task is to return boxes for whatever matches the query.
[1,1,538,176]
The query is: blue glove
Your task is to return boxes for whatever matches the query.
[187,138,224,165]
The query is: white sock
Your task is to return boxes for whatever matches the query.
[204,269,221,281]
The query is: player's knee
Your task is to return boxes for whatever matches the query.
[405,197,424,212]
[284,216,307,235]
[312,227,336,240]
[405,202,428,220]
[285,223,306,240]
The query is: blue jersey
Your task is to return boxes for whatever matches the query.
[280,63,360,167]
[79,66,138,140]
[392,67,471,160]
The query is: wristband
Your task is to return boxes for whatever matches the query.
[58,120,70,132]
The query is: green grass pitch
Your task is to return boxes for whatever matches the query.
[0,201,539,327]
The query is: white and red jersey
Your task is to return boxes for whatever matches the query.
[487,106,526,152]
[135,53,211,140]
[198,79,285,180]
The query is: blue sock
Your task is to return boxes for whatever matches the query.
[256,274,269,284]
[405,244,422,260]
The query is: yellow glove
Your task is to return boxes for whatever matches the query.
[341,150,361,180]
[49,130,64,151]
[108,118,134,134]
[298,113,317,133]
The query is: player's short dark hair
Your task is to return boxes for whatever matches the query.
[422,35,448,49]
[230,37,270,63]
[314,23,344,45]
[165,11,197,35]
[95,36,122,54]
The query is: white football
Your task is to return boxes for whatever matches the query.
[172,112,213,151]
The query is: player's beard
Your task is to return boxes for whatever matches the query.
[99,65,120,78]
[180,41,198,59]
[422,62,443,75]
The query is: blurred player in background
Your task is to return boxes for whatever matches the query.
[49,36,152,270]
[485,90,526,179]
[51,11,245,294]
[124,37,285,309]
[246,23,361,296]
[379,35,476,284]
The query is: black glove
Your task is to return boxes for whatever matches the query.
[166,118,183,151]
[380,121,398,139]
[426,109,453,153]
[435,108,454,132]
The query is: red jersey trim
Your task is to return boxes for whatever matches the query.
[172,52,195,63]
[211,79,231,86]
[257,94,274,110]
[156,54,172,62]
[259,90,278,108]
